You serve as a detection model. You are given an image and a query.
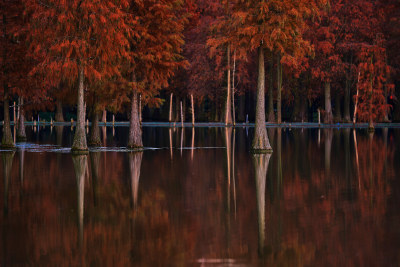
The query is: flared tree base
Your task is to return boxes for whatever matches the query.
[16,135,27,142]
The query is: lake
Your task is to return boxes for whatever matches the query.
[1,125,400,266]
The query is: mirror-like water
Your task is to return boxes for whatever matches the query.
[1,126,399,266]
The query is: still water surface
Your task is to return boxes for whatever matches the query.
[1,126,400,266]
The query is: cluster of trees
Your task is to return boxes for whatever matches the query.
[1,0,399,152]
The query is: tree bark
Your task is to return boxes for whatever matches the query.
[191,94,195,126]
[1,83,14,148]
[128,86,143,149]
[17,97,26,142]
[72,67,88,153]
[88,111,101,146]
[268,55,275,122]
[225,45,233,125]
[252,45,272,153]
[101,109,106,124]
[324,82,333,124]
[276,54,282,124]
[55,100,64,122]
[344,75,351,122]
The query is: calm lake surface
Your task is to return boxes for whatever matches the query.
[1,126,400,266]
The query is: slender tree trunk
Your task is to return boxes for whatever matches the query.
[334,93,342,122]
[353,72,360,124]
[55,100,64,122]
[252,45,272,153]
[324,82,333,124]
[169,93,173,123]
[268,55,275,122]
[180,101,184,127]
[225,45,232,125]
[128,86,143,149]
[1,83,14,148]
[88,111,101,146]
[101,109,106,124]
[139,94,142,124]
[232,50,236,126]
[17,97,26,141]
[72,67,88,152]
[276,54,282,124]
[344,75,351,122]
[191,94,195,126]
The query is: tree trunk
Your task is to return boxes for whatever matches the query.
[17,97,26,142]
[299,95,307,122]
[353,72,360,124]
[101,109,106,124]
[344,75,351,122]
[232,50,236,126]
[334,93,342,122]
[276,54,282,124]
[55,100,64,122]
[268,55,275,122]
[324,82,333,124]
[180,101,184,127]
[191,94,195,126]
[252,45,272,153]
[225,45,232,125]
[128,86,143,149]
[169,93,173,123]
[1,83,14,148]
[72,67,88,152]
[88,111,101,146]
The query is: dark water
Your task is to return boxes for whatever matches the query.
[1,126,400,266]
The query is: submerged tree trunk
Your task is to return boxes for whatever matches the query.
[268,54,275,122]
[276,54,282,124]
[344,75,351,122]
[324,82,333,124]
[225,45,232,125]
[72,67,88,152]
[17,97,26,142]
[128,89,143,149]
[55,100,64,122]
[88,111,101,146]
[2,84,14,148]
[252,46,272,153]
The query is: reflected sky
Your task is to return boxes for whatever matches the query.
[0,126,399,266]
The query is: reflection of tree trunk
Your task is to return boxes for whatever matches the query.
[19,150,25,199]
[72,67,88,152]
[253,153,271,256]
[277,128,282,192]
[17,97,26,142]
[232,128,236,216]
[55,100,64,122]
[88,111,101,146]
[90,152,100,206]
[129,152,143,209]
[324,129,333,175]
[344,129,352,198]
[252,45,272,152]
[72,155,87,248]
[225,128,232,214]
[324,82,333,124]
[169,128,173,160]
[2,152,15,215]
[191,127,195,161]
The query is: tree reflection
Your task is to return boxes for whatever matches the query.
[253,153,271,256]
[90,152,100,206]
[128,152,143,209]
[2,152,15,216]
[72,154,87,248]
